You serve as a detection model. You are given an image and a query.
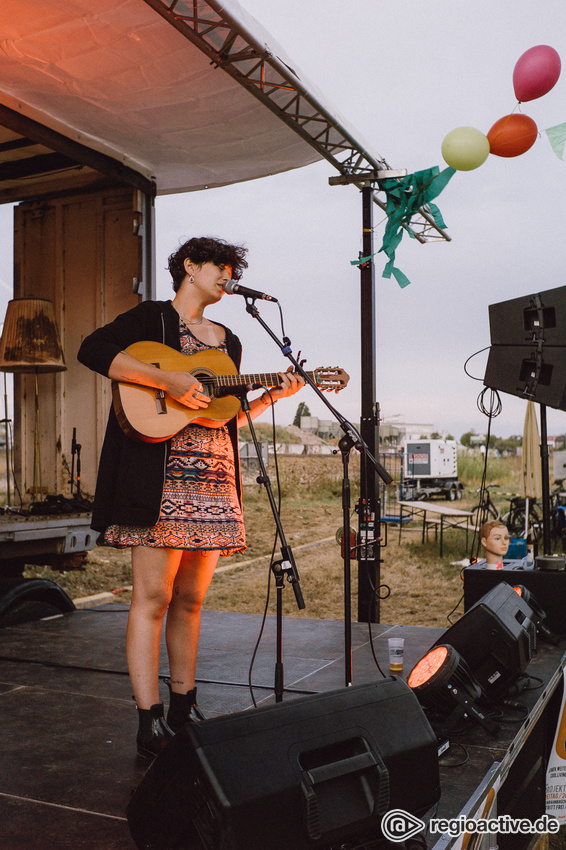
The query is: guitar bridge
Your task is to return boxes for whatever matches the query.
[151,362,167,415]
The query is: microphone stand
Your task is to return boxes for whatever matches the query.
[234,387,305,703]
[240,297,392,687]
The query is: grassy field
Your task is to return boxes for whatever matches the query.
[15,451,525,628]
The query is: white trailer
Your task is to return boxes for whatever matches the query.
[402,439,464,500]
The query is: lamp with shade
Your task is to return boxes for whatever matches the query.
[0,298,66,504]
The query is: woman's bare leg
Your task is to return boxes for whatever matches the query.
[165,549,219,694]
[126,546,182,708]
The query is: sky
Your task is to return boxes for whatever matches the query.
[3,0,566,442]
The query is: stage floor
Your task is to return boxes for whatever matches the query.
[0,605,564,849]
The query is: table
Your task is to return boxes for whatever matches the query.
[397,499,475,556]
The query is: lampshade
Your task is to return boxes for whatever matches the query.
[0,298,66,372]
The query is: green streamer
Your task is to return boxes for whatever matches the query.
[350,254,375,266]
[378,165,455,287]
[545,122,566,160]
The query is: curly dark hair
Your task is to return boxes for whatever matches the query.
[167,236,248,291]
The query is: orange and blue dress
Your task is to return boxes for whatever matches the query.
[104,321,246,556]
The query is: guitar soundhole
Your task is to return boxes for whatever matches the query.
[192,370,215,400]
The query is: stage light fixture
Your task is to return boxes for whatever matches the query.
[408,645,500,735]
[431,582,537,704]
[408,584,538,736]
[513,585,559,645]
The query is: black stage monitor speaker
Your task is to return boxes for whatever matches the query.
[127,679,440,850]
[483,285,566,410]
[463,566,566,636]
[432,582,536,703]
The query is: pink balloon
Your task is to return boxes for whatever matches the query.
[513,45,561,102]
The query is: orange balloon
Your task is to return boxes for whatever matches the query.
[487,114,538,157]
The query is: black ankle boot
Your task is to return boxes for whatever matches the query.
[165,679,206,732]
[136,702,173,758]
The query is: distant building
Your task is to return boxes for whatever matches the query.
[380,423,402,446]
[381,415,442,446]
[469,434,487,448]
[271,424,335,455]
[300,413,450,447]
[299,416,341,440]
[239,440,269,470]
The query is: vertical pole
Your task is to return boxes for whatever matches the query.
[357,186,380,623]
[340,436,354,686]
[3,373,10,506]
[274,567,284,702]
[540,403,552,556]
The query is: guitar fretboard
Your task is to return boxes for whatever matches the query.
[212,371,318,388]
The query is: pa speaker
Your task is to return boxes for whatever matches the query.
[126,679,440,850]
[483,285,566,410]
[487,285,566,347]
[484,344,566,410]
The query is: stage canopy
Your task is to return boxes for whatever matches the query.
[0,0,391,198]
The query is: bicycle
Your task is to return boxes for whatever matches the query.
[471,483,501,528]
[502,495,542,545]
[500,483,566,554]
[548,481,566,552]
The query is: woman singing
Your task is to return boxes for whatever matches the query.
[78,236,305,758]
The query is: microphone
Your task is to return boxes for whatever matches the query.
[222,281,278,302]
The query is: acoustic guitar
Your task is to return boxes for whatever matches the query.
[112,341,349,442]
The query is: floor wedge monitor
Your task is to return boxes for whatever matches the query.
[127,678,440,850]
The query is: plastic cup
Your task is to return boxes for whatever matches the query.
[388,637,404,673]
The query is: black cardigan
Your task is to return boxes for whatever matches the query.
[77,300,243,533]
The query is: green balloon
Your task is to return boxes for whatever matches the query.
[441,126,490,171]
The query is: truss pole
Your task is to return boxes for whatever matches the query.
[357,185,381,624]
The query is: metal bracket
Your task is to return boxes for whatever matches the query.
[329,169,407,185]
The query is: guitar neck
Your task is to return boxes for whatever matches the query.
[215,371,315,390]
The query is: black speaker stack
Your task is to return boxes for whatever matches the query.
[127,679,440,850]
[483,284,566,409]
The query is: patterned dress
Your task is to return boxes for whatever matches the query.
[104,322,246,555]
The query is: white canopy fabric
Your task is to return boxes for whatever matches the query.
[0,0,383,193]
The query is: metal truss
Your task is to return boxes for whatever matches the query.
[141,0,450,243]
